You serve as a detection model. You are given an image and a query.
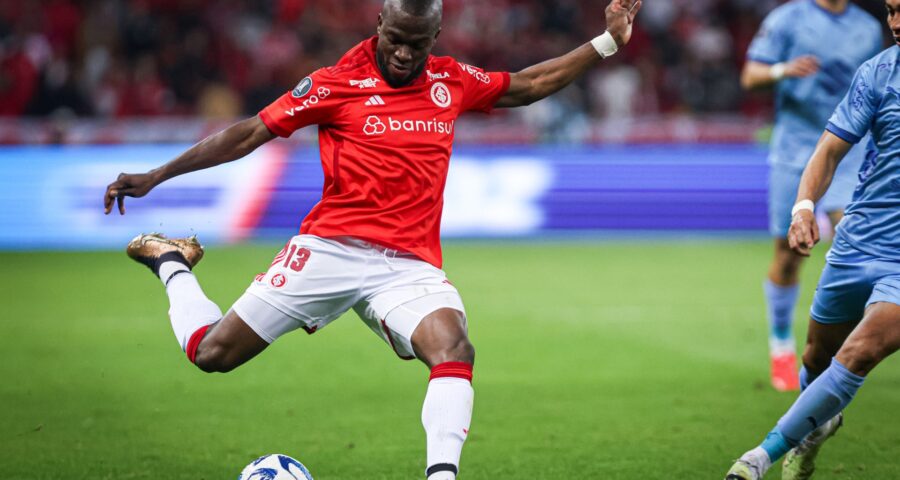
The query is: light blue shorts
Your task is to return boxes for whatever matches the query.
[768,161,859,237]
[810,239,900,324]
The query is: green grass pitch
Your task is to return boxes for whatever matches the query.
[1,240,898,479]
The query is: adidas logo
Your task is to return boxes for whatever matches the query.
[365,95,386,106]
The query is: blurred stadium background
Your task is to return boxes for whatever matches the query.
[3,1,900,479]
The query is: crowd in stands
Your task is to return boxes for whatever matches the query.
[0,0,888,121]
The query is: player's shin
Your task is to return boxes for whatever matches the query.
[422,362,474,480]
[761,358,865,462]
[161,259,222,361]
[763,280,799,347]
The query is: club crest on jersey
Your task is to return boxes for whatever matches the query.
[431,82,451,108]
[291,77,313,98]
[350,77,380,89]
[271,273,287,288]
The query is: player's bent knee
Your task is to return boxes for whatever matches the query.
[193,341,238,373]
[431,336,475,366]
[837,337,886,377]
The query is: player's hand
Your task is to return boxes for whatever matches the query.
[788,210,820,257]
[605,0,642,47]
[103,172,160,215]
[785,56,820,78]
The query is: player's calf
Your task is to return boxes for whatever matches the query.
[125,233,269,372]
[191,310,271,373]
[410,308,475,480]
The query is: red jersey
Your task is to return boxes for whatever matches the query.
[259,37,510,268]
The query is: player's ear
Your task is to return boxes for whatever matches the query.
[433,27,441,41]
[377,14,383,35]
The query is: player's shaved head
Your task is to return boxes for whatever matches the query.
[384,0,443,25]
[376,0,443,87]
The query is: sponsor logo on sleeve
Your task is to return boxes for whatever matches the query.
[350,77,380,89]
[285,86,332,116]
[291,77,314,98]
[458,63,491,84]
[431,82,452,108]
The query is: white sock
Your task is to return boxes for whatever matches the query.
[161,262,222,351]
[769,337,796,356]
[741,446,773,478]
[422,377,473,479]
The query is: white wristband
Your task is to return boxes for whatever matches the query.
[770,63,787,81]
[591,31,619,58]
[791,199,815,216]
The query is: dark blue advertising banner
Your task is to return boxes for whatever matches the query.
[0,144,770,249]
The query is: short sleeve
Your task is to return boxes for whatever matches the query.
[457,62,510,113]
[746,8,792,64]
[258,70,342,138]
[827,62,879,144]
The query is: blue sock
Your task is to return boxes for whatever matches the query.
[763,280,800,341]
[760,428,792,462]
[760,359,865,461]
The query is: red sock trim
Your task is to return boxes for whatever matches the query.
[430,361,473,383]
[185,325,211,364]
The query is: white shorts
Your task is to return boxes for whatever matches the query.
[231,235,465,360]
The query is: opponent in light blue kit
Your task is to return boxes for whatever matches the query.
[742,0,882,391]
[726,2,900,478]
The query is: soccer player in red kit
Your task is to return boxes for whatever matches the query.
[104,0,641,477]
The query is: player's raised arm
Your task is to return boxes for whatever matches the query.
[104,116,276,215]
[788,132,853,256]
[495,0,641,108]
[740,56,820,91]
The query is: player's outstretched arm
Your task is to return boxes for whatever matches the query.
[788,131,852,256]
[104,116,276,215]
[740,56,819,91]
[495,0,641,108]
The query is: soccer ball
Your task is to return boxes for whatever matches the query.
[238,454,314,480]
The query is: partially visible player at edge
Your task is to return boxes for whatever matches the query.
[726,1,900,478]
[741,0,882,391]
[103,1,642,478]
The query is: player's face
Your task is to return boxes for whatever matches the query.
[888,0,900,45]
[376,10,440,87]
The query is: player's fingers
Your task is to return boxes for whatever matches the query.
[629,0,642,18]
[117,193,125,215]
[796,221,814,248]
[104,186,119,214]
[788,235,800,252]
[803,225,816,250]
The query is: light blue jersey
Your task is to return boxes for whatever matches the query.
[827,46,900,262]
[748,0,882,169]
[809,46,900,324]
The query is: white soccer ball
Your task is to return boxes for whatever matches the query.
[238,454,314,480]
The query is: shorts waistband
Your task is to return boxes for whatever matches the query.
[329,236,415,259]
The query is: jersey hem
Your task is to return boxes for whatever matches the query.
[826,122,861,144]
[480,71,512,114]
[300,229,441,268]
[258,110,292,138]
